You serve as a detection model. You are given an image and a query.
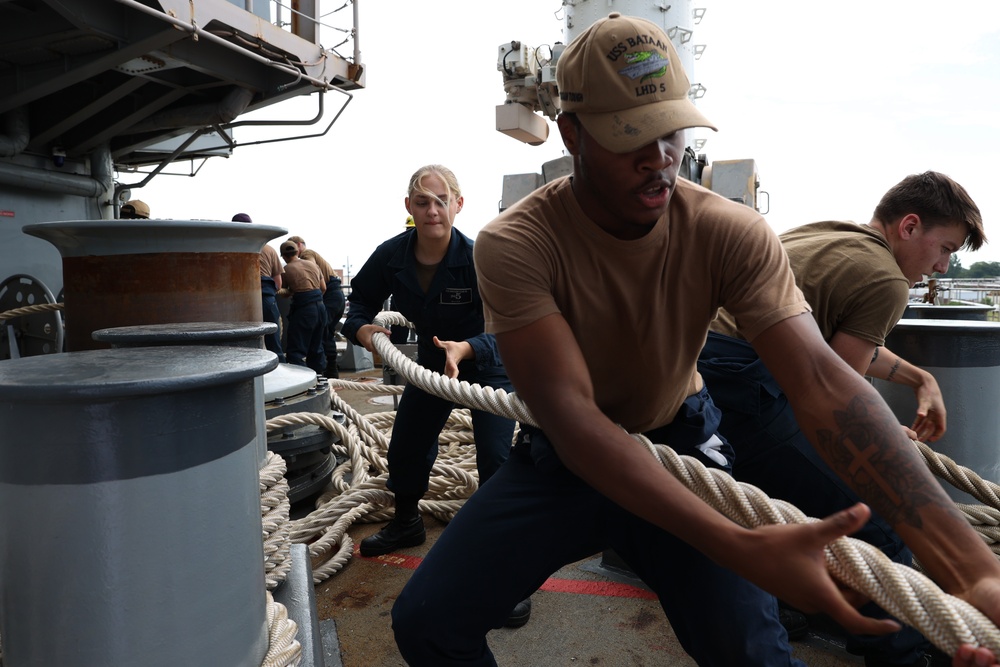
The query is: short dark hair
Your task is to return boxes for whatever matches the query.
[873,171,986,251]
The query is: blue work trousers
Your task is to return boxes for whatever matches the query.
[322,281,345,365]
[697,331,927,663]
[393,389,802,667]
[261,277,285,363]
[387,365,515,497]
[286,292,327,374]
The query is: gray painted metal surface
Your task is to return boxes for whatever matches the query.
[874,319,1000,503]
[904,302,994,321]
[90,320,282,466]
[23,220,285,256]
[273,544,327,667]
[319,620,344,667]
[0,346,277,667]
[92,320,277,348]
[339,340,373,371]
[264,362,320,402]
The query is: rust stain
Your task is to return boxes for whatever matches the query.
[329,588,376,609]
[618,607,659,632]
[63,251,261,351]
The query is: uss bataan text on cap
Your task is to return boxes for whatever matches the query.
[556,12,717,154]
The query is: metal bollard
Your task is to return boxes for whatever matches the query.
[0,346,278,666]
[873,319,1000,503]
[22,220,285,352]
[91,321,279,350]
[90,322,282,468]
[903,303,994,321]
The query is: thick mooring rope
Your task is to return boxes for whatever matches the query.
[0,302,63,325]
[353,311,1000,659]
[263,592,302,667]
[261,451,293,590]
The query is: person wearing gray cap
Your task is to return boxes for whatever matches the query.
[390,13,1000,667]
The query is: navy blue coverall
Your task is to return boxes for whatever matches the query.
[341,229,515,497]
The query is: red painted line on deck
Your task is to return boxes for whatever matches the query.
[538,578,656,599]
[355,545,657,600]
[356,548,423,571]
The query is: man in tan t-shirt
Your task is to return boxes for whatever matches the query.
[390,13,1000,667]
[700,172,986,665]
[279,240,327,373]
[288,235,344,376]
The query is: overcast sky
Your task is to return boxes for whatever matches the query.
[137,0,1000,278]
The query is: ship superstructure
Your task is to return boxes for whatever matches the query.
[0,0,364,358]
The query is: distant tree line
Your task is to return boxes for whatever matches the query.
[939,254,1000,279]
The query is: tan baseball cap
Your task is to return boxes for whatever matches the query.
[556,12,717,154]
[120,200,150,219]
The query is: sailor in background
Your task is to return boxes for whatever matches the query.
[288,235,344,377]
[700,171,986,666]
[278,240,327,373]
[341,164,529,628]
[119,199,150,219]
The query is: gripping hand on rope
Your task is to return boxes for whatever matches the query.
[956,579,1000,666]
[910,369,947,443]
[866,345,947,442]
[954,645,1000,666]
[733,502,904,636]
[432,336,474,379]
[354,323,392,353]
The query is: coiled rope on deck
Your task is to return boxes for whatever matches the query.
[268,395,482,583]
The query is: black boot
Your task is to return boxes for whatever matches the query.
[360,496,425,557]
[778,605,809,641]
[504,597,532,628]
